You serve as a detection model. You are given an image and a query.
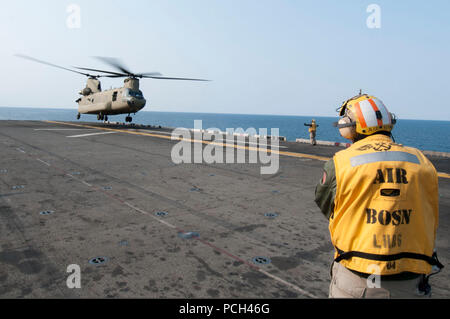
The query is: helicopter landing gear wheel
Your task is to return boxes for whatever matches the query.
[77,113,80,120]
[125,116,132,123]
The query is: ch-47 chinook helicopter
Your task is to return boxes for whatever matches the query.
[16,54,209,123]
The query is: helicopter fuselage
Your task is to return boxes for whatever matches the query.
[77,87,146,116]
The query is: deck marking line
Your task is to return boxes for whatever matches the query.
[67,131,118,138]
[34,128,95,131]
[36,159,51,166]
[214,138,288,149]
[438,172,450,179]
[258,268,317,298]
[124,201,176,229]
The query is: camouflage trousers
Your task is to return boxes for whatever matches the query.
[309,131,316,145]
[329,262,432,298]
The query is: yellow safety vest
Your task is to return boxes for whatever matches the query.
[309,123,317,133]
[330,134,439,275]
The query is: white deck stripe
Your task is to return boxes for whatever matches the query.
[67,131,118,138]
[258,269,317,298]
[124,202,176,229]
[214,138,286,149]
[82,181,93,187]
[36,158,51,166]
[35,128,95,131]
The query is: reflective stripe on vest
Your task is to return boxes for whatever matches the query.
[350,151,420,167]
[330,134,439,275]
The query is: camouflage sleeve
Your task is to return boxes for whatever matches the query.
[314,159,336,220]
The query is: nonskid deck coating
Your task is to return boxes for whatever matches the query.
[0,120,449,298]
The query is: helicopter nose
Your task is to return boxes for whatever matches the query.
[127,98,146,110]
[139,98,146,109]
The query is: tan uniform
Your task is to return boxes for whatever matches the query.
[329,262,428,298]
[305,121,317,145]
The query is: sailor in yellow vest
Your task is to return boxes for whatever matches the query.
[315,93,443,298]
[304,119,318,145]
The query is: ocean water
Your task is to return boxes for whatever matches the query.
[0,107,449,153]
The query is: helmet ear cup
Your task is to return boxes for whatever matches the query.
[390,113,397,125]
[338,116,355,140]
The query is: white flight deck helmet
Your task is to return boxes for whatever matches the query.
[334,93,396,141]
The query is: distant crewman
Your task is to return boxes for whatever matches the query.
[315,93,443,298]
[304,119,318,145]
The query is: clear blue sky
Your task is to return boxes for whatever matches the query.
[1,0,449,120]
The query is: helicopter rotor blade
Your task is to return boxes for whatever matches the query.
[74,69,163,78]
[93,56,132,75]
[135,72,163,77]
[15,54,209,82]
[73,66,127,77]
[142,75,210,81]
[15,54,101,78]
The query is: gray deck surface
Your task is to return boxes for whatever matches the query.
[0,120,449,298]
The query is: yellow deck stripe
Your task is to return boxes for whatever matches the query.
[45,121,450,179]
[438,172,450,179]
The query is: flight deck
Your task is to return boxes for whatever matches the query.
[0,120,449,298]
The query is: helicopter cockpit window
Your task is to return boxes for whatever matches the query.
[128,90,144,99]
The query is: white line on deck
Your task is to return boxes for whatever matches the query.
[137,130,173,135]
[214,138,287,149]
[16,148,26,153]
[258,268,317,298]
[34,128,95,131]
[36,159,51,166]
[81,181,92,187]
[67,132,118,138]
[124,201,177,229]
[65,172,92,187]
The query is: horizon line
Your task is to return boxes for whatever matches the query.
[0,105,448,122]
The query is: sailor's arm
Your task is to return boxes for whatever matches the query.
[314,159,336,220]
